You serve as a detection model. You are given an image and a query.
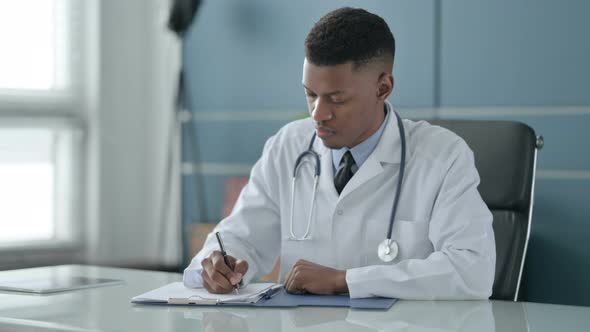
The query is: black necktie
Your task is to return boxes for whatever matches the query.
[334,151,356,195]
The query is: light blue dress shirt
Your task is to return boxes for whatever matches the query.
[332,108,391,175]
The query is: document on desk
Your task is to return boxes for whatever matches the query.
[132,282,397,309]
[132,282,280,305]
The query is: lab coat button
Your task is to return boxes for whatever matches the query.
[337,209,343,215]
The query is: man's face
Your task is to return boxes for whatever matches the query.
[302,59,388,149]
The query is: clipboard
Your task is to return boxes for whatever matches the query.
[254,288,397,310]
[131,282,396,310]
[132,282,280,305]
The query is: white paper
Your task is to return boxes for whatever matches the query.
[132,282,277,304]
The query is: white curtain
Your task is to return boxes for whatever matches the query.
[86,0,182,267]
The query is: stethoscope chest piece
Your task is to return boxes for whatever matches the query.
[378,239,399,262]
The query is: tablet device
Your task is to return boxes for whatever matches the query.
[0,276,123,294]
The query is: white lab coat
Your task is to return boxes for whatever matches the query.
[184,110,496,300]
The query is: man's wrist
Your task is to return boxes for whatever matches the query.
[334,270,349,294]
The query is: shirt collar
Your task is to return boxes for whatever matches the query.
[332,105,391,172]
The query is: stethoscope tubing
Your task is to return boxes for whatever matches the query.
[386,111,406,240]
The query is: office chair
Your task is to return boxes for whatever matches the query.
[430,119,543,301]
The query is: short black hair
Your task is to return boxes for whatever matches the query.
[304,7,395,68]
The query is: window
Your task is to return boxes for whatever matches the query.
[0,1,56,90]
[0,126,78,244]
[0,0,86,249]
[0,0,74,94]
[0,129,55,242]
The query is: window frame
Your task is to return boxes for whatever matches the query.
[0,117,84,252]
[0,0,92,260]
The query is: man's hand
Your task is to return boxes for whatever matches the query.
[284,259,348,295]
[201,250,249,294]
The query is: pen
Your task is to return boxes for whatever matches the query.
[215,232,242,295]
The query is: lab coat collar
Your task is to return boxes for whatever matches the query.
[316,139,340,199]
[338,104,404,197]
[369,101,404,165]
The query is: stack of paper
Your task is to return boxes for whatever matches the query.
[132,282,281,305]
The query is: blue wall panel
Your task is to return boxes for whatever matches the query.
[441,0,590,106]
[523,179,590,307]
[184,0,436,110]
[183,120,288,164]
[182,175,228,224]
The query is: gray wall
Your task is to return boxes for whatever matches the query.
[182,0,590,306]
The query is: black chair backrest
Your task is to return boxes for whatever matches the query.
[429,120,538,301]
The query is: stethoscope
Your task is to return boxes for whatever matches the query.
[289,101,406,263]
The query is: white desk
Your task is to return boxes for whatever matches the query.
[0,265,588,332]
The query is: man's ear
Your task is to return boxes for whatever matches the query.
[377,72,394,100]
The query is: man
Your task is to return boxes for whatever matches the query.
[184,7,496,300]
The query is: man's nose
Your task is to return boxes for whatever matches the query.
[311,98,332,123]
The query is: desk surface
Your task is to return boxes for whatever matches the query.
[0,265,588,332]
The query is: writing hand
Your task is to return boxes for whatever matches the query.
[201,250,249,294]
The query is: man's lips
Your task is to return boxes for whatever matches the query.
[315,127,335,138]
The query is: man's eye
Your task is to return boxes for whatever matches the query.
[306,94,317,99]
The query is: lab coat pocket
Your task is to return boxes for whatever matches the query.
[394,219,431,260]
[364,219,426,266]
